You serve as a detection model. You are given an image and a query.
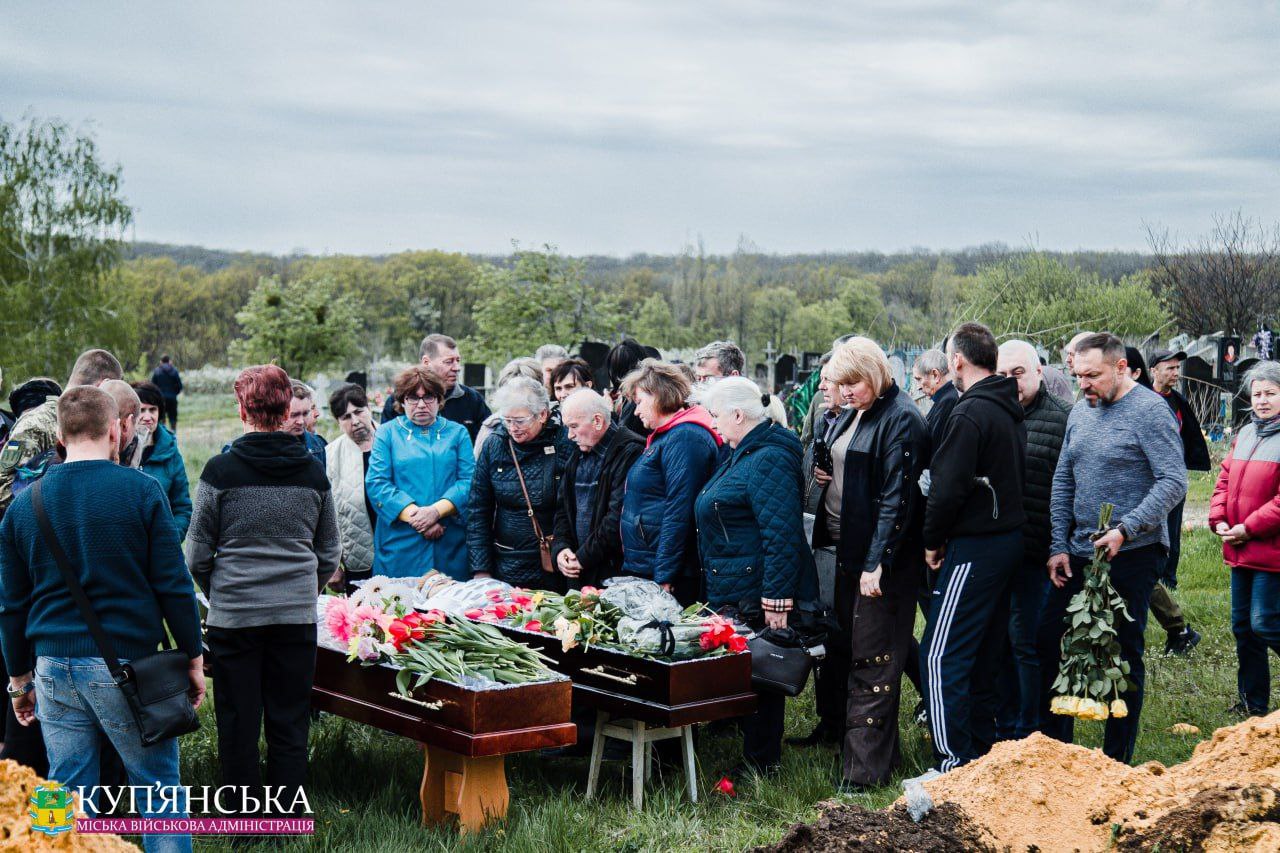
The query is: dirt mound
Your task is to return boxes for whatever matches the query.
[750,800,991,853]
[1116,785,1280,852]
[0,759,137,851]
[915,710,1280,853]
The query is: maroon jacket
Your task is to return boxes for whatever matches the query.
[1210,418,1280,572]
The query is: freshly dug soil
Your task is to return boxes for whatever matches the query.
[1116,785,1280,852]
[920,732,1164,853]
[751,800,992,853]
[0,759,137,851]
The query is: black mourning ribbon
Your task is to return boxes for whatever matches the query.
[641,619,677,657]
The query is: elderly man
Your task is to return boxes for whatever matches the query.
[693,340,746,383]
[383,334,491,443]
[1147,348,1209,655]
[995,340,1071,740]
[1040,333,1186,763]
[913,349,958,462]
[536,344,569,394]
[284,381,327,466]
[553,389,644,587]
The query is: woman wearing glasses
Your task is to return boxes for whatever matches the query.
[366,366,476,580]
[467,377,575,590]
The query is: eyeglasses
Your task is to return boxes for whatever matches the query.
[502,414,538,428]
[404,396,438,409]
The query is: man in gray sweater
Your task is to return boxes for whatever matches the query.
[1037,333,1186,763]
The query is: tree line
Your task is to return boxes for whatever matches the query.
[2,115,1275,390]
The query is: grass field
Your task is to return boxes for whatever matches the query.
[164,397,1257,852]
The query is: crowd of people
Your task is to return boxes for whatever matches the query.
[0,322,1277,849]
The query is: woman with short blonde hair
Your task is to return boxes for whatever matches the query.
[827,337,894,398]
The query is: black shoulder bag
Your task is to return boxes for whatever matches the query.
[32,480,199,746]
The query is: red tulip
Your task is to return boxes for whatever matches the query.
[386,620,411,650]
[727,635,747,653]
[715,777,736,797]
[463,608,483,620]
[525,620,542,632]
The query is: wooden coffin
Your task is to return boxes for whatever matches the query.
[491,626,757,727]
[311,647,576,756]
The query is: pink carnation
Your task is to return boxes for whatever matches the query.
[325,598,356,643]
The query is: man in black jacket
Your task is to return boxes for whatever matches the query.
[553,389,643,587]
[1147,349,1207,655]
[382,334,491,443]
[914,348,959,460]
[921,322,1027,771]
[995,340,1070,740]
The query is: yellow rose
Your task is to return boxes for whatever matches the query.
[553,616,581,652]
[1110,699,1128,719]
[1082,699,1110,721]
[1050,695,1073,716]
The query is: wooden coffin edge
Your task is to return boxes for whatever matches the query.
[572,683,759,727]
[311,685,577,757]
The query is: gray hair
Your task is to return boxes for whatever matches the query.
[1246,360,1280,392]
[560,388,612,421]
[497,357,541,388]
[701,376,767,423]
[535,344,569,362]
[492,376,549,416]
[914,348,949,377]
[694,340,745,376]
[419,333,458,361]
[998,339,1040,368]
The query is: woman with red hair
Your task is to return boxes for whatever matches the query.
[186,364,341,809]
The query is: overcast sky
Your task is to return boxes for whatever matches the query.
[3,1,1278,256]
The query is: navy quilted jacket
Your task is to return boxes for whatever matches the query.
[694,421,818,609]
[619,409,720,585]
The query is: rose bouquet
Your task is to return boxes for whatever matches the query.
[322,590,556,692]
[1049,503,1132,722]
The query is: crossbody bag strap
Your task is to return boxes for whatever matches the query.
[507,438,547,543]
[31,480,127,679]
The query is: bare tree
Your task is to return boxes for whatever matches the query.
[1148,213,1280,337]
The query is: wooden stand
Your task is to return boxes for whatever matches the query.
[420,745,510,833]
[584,711,698,809]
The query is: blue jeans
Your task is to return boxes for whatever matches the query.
[34,657,191,853]
[1231,567,1280,714]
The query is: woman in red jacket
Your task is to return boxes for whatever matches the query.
[1211,360,1280,716]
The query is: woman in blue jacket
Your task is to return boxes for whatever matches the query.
[366,367,474,580]
[618,360,721,603]
[132,382,193,540]
[696,377,818,775]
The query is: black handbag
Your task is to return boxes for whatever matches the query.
[748,627,818,697]
[33,481,199,747]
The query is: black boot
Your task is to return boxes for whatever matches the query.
[785,723,840,747]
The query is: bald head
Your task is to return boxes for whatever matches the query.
[560,389,613,452]
[997,340,1044,408]
[100,379,140,453]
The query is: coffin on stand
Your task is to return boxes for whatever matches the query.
[490,625,756,727]
[311,647,575,833]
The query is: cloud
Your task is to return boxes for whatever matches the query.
[1,0,1277,254]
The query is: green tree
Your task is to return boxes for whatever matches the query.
[632,293,681,348]
[788,298,852,352]
[231,276,364,378]
[748,286,801,352]
[466,246,624,367]
[0,116,133,387]
[960,254,1169,348]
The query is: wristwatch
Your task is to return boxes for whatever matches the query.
[1115,523,1131,543]
[6,681,34,700]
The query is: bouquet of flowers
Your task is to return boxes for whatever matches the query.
[462,578,749,659]
[1049,504,1133,722]
[321,588,555,692]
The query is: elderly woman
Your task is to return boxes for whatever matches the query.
[812,337,928,791]
[474,357,544,457]
[619,359,722,602]
[468,377,576,590]
[130,380,193,541]
[366,366,475,580]
[1211,360,1280,717]
[325,383,378,591]
[696,377,818,774]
